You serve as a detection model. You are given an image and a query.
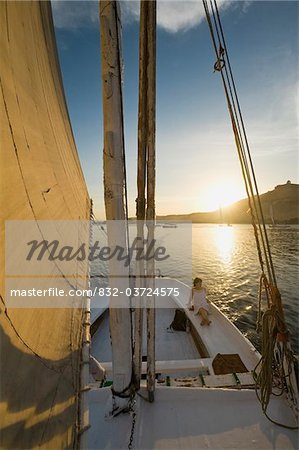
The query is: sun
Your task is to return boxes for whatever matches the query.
[200,181,244,211]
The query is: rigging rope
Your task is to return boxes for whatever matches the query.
[211,0,277,285]
[203,0,298,428]
[203,0,271,282]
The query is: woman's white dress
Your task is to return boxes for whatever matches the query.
[189,288,210,314]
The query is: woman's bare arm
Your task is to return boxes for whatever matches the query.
[188,288,194,310]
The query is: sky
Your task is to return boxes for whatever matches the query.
[51,0,298,218]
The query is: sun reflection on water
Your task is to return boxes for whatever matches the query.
[214,225,235,265]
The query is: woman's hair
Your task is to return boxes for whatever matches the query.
[193,277,202,286]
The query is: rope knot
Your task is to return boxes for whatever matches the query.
[213,45,225,72]
[269,285,289,342]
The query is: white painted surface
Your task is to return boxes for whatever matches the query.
[87,387,298,449]
[90,294,109,324]
[91,306,200,365]
[88,278,297,449]
[91,279,260,373]
[155,278,261,370]
[100,359,212,376]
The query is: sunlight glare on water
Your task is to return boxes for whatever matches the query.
[214,225,235,266]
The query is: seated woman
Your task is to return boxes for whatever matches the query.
[188,277,211,326]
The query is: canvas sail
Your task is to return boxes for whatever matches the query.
[0,1,90,448]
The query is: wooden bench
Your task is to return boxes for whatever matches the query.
[101,358,213,375]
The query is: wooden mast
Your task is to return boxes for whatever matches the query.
[99,0,132,401]
[145,0,157,402]
[134,0,148,390]
[134,0,157,400]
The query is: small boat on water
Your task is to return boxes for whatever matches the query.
[162,223,178,229]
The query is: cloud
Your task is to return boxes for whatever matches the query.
[158,0,232,33]
[51,0,245,33]
[51,1,98,30]
[241,0,252,14]
[158,1,207,33]
[121,0,234,33]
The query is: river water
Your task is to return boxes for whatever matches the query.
[91,223,299,355]
[192,224,298,354]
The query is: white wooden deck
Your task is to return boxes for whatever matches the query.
[91,307,200,364]
[88,279,297,449]
[155,278,261,371]
[91,278,260,377]
[87,387,298,449]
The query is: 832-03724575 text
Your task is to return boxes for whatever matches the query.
[9,287,180,297]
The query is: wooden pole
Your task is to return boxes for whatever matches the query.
[134,0,148,391]
[146,0,157,402]
[100,0,132,402]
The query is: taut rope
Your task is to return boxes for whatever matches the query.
[203,0,298,428]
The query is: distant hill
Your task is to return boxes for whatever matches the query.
[157,182,299,224]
